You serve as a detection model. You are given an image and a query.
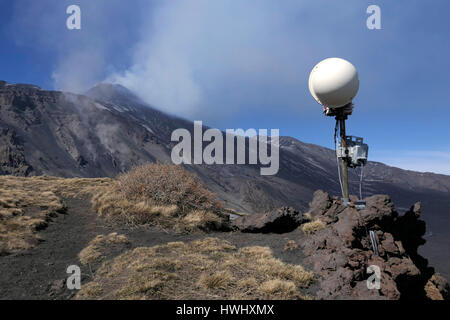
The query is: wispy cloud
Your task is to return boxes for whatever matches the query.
[110,1,314,118]
[7,0,450,167]
[107,0,368,120]
[8,0,147,93]
[371,150,450,175]
[9,0,445,120]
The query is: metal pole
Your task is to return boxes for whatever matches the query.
[339,116,350,203]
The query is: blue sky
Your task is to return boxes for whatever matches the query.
[1,0,450,174]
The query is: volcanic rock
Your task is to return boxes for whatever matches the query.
[232,206,308,233]
[302,190,449,300]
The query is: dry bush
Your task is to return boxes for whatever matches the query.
[76,237,314,300]
[301,219,325,235]
[0,175,111,253]
[91,164,227,232]
[117,164,222,214]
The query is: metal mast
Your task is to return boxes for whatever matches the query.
[338,112,349,202]
[309,58,368,207]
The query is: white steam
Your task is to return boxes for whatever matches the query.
[109,0,323,119]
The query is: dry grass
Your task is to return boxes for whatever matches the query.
[198,270,234,289]
[0,175,110,253]
[91,164,227,232]
[284,240,299,251]
[223,207,247,217]
[76,237,314,300]
[79,233,130,266]
[301,219,325,235]
[179,210,225,233]
[259,279,297,298]
[425,275,444,300]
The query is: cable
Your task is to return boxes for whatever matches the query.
[369,230,379,256]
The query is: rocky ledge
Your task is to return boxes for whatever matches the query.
[232,190,449,300]
[303,190,449,300]
[232,207,309,233]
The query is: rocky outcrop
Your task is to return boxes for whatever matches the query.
[302,190,449,300]
[232,207,308,233]
[0,127,34,176]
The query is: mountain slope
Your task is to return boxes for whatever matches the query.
[2,80,450,210]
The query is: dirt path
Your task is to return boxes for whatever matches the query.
[0,197,312,300]
[0,198,109,299]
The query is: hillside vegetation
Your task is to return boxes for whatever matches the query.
[1,165,447,300]
[0,176,110,253]
[76,237,314,300]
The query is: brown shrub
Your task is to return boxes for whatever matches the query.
[117,164,223,214]
[91,164,227,231]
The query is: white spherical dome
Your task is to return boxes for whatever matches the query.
[309,58,359,109]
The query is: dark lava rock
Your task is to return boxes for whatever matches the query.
[0,127,34,176]
[302,190,449,300]
[232,207,308,233]
[309,190,332,217]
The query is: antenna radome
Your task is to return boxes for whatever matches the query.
[309,58,359,109]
